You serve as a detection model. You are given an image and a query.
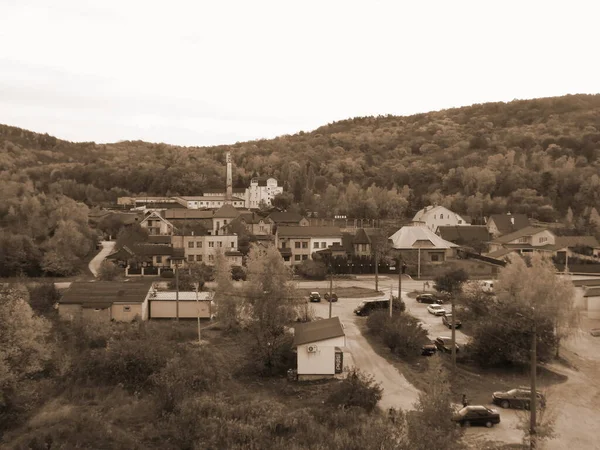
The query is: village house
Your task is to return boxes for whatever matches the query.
[139,211,174,236]
[276,226,343,266]
[233,212,274,235]
[171,233,243,267]
[293,317,346,381]
[436,225,492,254]
[211,204,241,235]
[553,236,600,262]
[106,242,184,273]
[486,226,556,259]
[411,205,469,232]
[58,280,154,322]
[486,213,530,238]
[267,211,310,228]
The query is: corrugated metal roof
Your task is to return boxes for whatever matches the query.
[293,317,345,346]
[60,281,153,305]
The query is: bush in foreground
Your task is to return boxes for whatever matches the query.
[326,368,383,412]
[367,310,429,359]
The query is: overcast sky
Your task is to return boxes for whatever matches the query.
[1,1,598,147]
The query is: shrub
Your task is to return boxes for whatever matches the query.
[367,311,429,359]
[245,333,296,377]
[160,270,174,279]
[97,260,120,281]
[295,260,328,280]
[326,368,383,412]
[231,265,246,281]
[27,282,61,316]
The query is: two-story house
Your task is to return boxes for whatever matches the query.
[211,204,241,236]
[276,226,343,266]
[139,211,175,236]
[411,205,469,233]
[234,212,274,235]
[486,227,556,259]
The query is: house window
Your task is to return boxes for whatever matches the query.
[224,220,228,225]
[295,255,301,261]
[539,237,548,243]
[197,242,202,248]
[260,226,265,232]
[209,255,214,262]
[518,237,528,243]
[440,214,443,219]
[230,242,235,248]
[188,241,194,248]
[209,242,214,248]
[123,306,131,312]
[295,242,301,249]
[302,255,308,260]
[156,256,162,264]
[314,242,319,249]
[283,256,290,261]
[302,242,308,249]
[218,241,223,248]
[431,254,440,262]
[434,215,436,219]
[188,255,194,262]
[196,255,203,262]
[321,242,327,248]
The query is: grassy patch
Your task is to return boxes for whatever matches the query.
[356,319,568,406]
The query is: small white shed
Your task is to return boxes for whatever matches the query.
[293,317,346,381]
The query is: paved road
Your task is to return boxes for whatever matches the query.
[88,241,115,277]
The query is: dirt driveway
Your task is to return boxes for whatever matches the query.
[88,241,115,277]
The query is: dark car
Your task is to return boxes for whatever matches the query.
[324,292,338,302]
[452,406,500,428]
[434,336,460,353]
[309,292,321,302]
[416,293,443,304]
[354,299,402,316]
[442,314,462,329]
[492,388,546,409]
[421,342,437,356]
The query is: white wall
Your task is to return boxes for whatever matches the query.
[297,335,346,375]
[588,296,600,320]
[308,237,342,254]
[149,300,212,319]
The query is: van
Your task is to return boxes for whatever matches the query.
[354,299,402,316]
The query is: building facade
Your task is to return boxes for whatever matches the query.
[245,177,283,209]
[412,205,469,232]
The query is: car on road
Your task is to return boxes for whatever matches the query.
[452,406,500,428]
[421,342,437,356]
[309,292,321,302]
[492,388,546,409]
[354,299,402,316]
[324,292,338,302]
[442,313,462,328]
[427,304,447,316]
[434,336,460,353]
[416,293,443,304]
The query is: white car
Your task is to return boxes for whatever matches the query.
[427,304,447,316]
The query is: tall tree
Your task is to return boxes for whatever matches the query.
[214,248,238,331]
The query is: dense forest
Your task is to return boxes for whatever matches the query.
[2,94,600,276]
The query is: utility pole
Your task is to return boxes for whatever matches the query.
[175,263,180,322]
[397,257,402,313]
[451,293,456,371]
[374,251,379,293]
[389,285,393,318]
[530,313,537,450]
[328,263,333,319]
[196,282,201,344]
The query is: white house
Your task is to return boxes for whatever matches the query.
[276,226,343,266]
[139,211,174,236]
[171,233,243,266]
[245,177,283,209]
[411,205,469,232]
[486,227,556,259]
[389,226,459,265]
[293,317,346,381]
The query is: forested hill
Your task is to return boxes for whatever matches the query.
[2,93,600,225]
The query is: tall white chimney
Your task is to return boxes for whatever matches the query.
[225,151,232,204]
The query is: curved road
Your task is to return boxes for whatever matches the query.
[88,241,116,277]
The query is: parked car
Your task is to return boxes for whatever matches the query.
[590,328,600,337]
[354,299,402,316]
[427,304,447,316]
[416,293,443,304]
[309,292,321,302]
[452,406,500,428]
[434,336,460,353]
[324,292,338,302]
[421,342,437,356]
[442,313,462,329]
[492,388,546,409]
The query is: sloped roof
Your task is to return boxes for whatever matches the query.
[412,205,465,223]
[389,226,458,250]
[437,226,491,243]
[493,226,550,244]
[572,278,600,287]
[278,226,342,238]
[488,214,530,235]
[165,210,214,220]
[213,204,241,218]
[555,236,600,249]
[238,212,272,224]
[268,212,305,224]
[486,248,515,258]
[60,281,153,305]
[353,228,371,245]
[293,316,345,346]
[148,235,172,244]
